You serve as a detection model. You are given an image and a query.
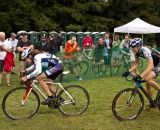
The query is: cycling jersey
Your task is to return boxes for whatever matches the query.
[135,46,160,67]
[26,53,63,79]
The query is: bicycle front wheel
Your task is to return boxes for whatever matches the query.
[57,85,90,116]
[75,61,89,76]
[112,88,144,121]
[2,87,40,120]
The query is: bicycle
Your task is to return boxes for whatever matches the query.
[79,47,94,60]
[59,51,89,76]
[2,71,90,120]
[112,74,160,121]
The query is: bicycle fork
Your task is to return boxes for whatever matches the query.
[21,87,33,106]
[127,89,138,105]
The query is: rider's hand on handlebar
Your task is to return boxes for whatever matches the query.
[133,75,142,82]
[122,71,130,77]
[21,76,28,82]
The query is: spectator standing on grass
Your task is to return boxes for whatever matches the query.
[93,38,105,75]
[6,32,18,74]
[104,32,112,65]
[112,34,121,65]
[17,31,33,75]
[64,36,82,81]
[0,32,14,86]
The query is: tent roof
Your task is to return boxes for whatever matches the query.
[114,18,160,34]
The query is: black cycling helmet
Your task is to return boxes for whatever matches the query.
[130,38,143,48]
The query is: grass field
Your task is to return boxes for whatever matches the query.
[0,74,160,130]
[0,56,160,130]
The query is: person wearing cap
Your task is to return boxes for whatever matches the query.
[17,31,33,76]
[0,32,14,86]
[6,32,18,74]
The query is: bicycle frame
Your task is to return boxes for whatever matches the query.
[126,76,157,105]
[22,80,75,105]
[81,48,93,60]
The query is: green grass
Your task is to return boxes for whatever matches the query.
[0,56,159,130]
[0,75,160,130]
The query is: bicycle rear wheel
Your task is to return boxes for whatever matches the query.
[75,61,89,76]
[57,85,90,116]
[2,87,40,120]
[112,88,144,121]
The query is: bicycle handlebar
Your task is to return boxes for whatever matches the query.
[124,74,146,83]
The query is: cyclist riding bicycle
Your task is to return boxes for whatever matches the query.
[123,38,160,99]
[21,52,64,105]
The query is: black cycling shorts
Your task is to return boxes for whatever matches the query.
[153,63,160,76]
[44,64,64,80]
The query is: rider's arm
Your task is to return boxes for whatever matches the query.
[26,64,35,73]
[26,55,42,79]
[129,59,139,72]
[140,58,154,78]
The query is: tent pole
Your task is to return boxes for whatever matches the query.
[142,34,143,40]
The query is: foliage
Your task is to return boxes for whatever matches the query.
[0,0,160,34]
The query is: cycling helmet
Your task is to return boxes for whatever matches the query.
[130,38,143,48]
[21,48,32,60]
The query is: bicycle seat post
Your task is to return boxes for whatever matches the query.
[59,71,70,83]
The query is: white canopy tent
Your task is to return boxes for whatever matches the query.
[114,18,160,34]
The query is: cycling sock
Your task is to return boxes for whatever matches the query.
[48,95,53,99]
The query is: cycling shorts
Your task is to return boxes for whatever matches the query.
[44,63,63,80]
[153,63,160,76]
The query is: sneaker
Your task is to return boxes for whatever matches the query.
[7,83,12,87]
[41,97,56,105]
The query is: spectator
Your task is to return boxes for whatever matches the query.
[112,34,121,65]
[6,32,18,74]
[82,33,94,48]
[0,32,14,86]
[119,34,135,62]
[49,33,63,55]
[34,33,53,55]
[104,32,112,65]
[93,38,105,75]
[17,31,33,75]
[119,34,131,53]
[64,36,82,81]
[112,34,121,49]
[119,34,138,73]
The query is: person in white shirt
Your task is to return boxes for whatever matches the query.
[0,32,13,86]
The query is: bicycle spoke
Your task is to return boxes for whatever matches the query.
[112,88,144,120]
[2,87,40,120]
[58,85,90,116]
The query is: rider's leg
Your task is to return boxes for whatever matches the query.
[37,73,53,96]
[143,71,160,91]
[46,78,56,95]
[146,83,153,97]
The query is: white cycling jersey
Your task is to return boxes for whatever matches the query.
[135,46,160,66]
[26,53,62,79]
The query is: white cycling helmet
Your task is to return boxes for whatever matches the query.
[130,38,143,48]
[21,48,32,60]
